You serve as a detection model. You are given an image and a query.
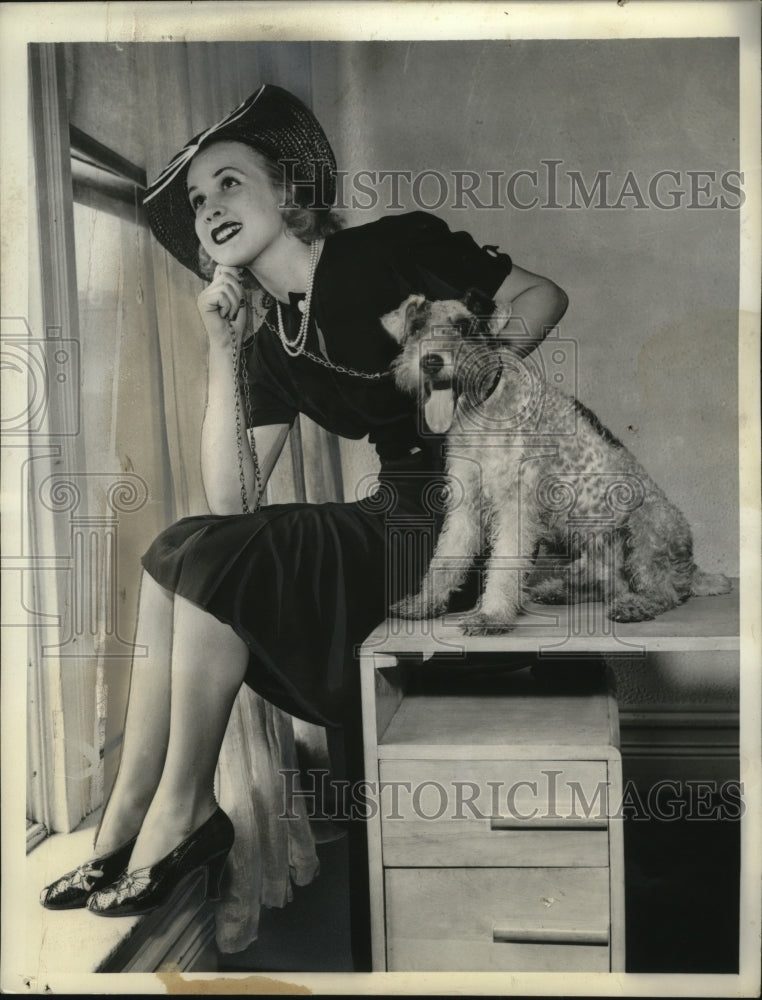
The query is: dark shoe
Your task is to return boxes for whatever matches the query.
[39,836,138,910]
[86,806,235,917]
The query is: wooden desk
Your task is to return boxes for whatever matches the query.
[358,586,739,973]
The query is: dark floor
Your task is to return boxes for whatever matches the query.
[217,833,355,973]
[622,795,741,973]
[216,793,740,974]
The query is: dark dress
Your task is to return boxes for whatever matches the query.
[142,211,512,728]
[141,211,511,969]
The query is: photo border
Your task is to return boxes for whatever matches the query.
[1,2,759,996]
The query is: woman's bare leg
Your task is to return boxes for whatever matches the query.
[93,571,174,854]
[126,594,249,870]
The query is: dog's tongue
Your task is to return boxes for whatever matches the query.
[425,387,455,433]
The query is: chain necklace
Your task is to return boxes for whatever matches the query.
[231,240,400,515]
[230,277,391,516]
[262,313,391,381]
[264,318,391,379]
[229,316,263,514]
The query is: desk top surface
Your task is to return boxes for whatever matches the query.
[361,582,740,658]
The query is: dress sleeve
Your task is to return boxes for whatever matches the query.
[377,211,513,301]
[242,331,298,429]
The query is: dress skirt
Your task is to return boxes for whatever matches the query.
[140,450,472,971]
[141,452,451,728]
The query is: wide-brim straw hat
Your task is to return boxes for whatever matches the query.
[143,84,337,280]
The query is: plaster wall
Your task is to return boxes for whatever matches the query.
[312,38,740,711]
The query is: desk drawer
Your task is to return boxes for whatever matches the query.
[379,759,610,867]
[385,867,610,972]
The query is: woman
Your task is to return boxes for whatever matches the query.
[40,84,567,963]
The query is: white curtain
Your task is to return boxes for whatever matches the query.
[65,42,342,953]
[134,43,338,954]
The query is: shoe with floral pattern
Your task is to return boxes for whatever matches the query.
[87,807,234,917]
[39,836,137,910]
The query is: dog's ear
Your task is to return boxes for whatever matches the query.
[461,287,496,319]
[379,293,427,344]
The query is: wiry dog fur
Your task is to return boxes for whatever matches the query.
[381,290,731,635]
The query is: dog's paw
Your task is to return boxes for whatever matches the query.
[606,599,655,623]
[390,593,446,620]
[459,612,516,636]
[529,578,569,604]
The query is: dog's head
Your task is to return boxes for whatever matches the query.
[380,288,504,433]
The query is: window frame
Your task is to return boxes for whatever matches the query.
[25,45,149,847]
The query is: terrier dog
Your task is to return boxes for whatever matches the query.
[381,289,731,635]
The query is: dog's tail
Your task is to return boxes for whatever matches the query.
[690,567,733,596]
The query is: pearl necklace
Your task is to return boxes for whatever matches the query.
[275,238,322,358]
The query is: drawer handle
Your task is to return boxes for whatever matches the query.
[492,926,609,946]
[489,816,607,830]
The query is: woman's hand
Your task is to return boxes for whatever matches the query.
[197,265,248,347]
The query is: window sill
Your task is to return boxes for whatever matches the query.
[26,820,48,854]
[26,812,217,974]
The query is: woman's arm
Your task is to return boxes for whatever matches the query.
[492,263,569,359]
[201,339,289,513]
[198,265,289,514]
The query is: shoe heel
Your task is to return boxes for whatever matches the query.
[206,850,229,901]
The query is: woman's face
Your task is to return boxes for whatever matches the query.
[187,141,285,269]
